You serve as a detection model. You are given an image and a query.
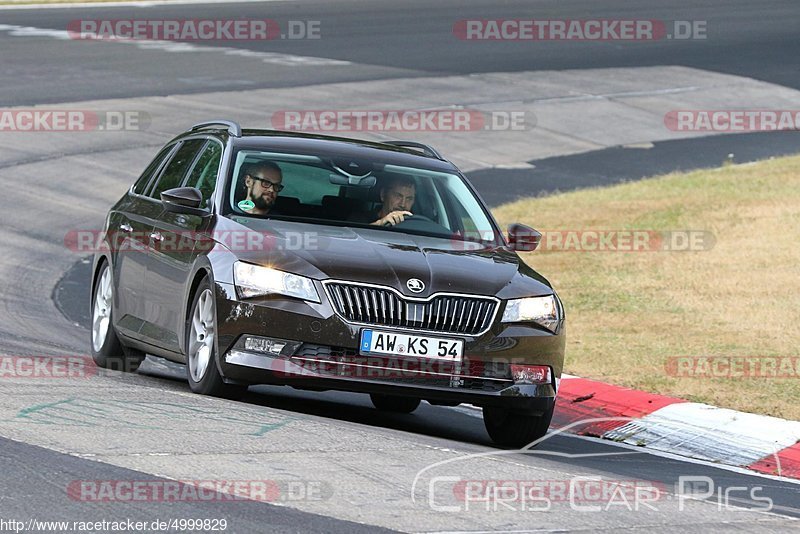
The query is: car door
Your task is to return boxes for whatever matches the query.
[139,138,215,353]
[112,143,178,338]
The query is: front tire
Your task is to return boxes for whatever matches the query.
[186,278,247,400]
[370,394,421,413]
[90,262,144,373]
[483,405,554,447]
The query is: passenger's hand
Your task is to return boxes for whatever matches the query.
[375,211,412,226]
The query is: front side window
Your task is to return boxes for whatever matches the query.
[185,140,223,207]
[132,144,176,195]
[148,139,206,200]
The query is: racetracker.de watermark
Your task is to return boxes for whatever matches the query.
[67,479,332,503]
[64,229,321,254]
[3,519,228,533]
[262,355,543,385]
[457,230,716,252]
[67,229,716,254]
[66,19,320,41]
[665,356,800,378]
[0,355,97,379]
[453,19,707,41]
[665,110,800,132]
[270,109,533,132]
[0,110,149,132]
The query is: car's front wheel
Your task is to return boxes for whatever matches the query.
[370,394,421,413]
[483,405,554,447]
[90,262,144,372]
[186,278,247,400]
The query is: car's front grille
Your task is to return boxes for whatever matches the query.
[324,282,498,336]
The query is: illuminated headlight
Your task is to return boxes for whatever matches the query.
[233,262,320,302]
[501,294,562,333]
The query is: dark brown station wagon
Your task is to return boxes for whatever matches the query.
[90,120,565,446]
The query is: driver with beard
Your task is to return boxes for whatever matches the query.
[241,161,284,215]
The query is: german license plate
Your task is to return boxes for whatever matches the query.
[360,329,463,361]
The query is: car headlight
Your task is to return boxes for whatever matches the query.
[233,262,320,302]
[501,294,562,333]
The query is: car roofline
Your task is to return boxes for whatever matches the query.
[240,129,446,160]
[180,122,449,163]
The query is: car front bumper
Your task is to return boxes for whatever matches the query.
[214,281,565,415]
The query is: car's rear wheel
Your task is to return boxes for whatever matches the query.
[186,278,247,400]
[482,405,554,447]
[90,262,144,372]
[370,394,421,413]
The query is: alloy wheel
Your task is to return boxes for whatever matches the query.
[188,288,215,382]
[91,266,113,353]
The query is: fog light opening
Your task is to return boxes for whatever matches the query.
[242,336,302,357]
[510,364,551,385]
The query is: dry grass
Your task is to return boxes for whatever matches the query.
[493,155,800,420]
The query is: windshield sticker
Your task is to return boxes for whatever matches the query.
[237,199,255,211]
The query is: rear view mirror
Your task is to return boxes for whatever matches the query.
[161,187,209,217]
[508,223,541,251]
[329,173,377,187]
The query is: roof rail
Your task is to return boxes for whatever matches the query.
[190,120,242,137]
[382,140,444,160]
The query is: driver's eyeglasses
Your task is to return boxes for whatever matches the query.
[248,175,284,192]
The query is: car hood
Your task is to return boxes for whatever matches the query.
[223,218,553,299]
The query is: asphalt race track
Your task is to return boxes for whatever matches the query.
[1,1,799,532]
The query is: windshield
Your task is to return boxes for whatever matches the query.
[225,150,498,243]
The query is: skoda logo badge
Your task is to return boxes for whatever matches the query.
[406,278,425,293]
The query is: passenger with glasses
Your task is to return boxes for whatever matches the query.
[241,161,284,215]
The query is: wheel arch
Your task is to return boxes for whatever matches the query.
[90,253,112,307]
[183,266,213,346]
[182,258,220,349]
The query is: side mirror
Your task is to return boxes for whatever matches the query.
[508,223,541,252]
[161,187,209,217]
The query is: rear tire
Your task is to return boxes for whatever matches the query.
[90,262,144,373]
[186,277,247,400]
[483,405,554,447]
[370,394,421,413]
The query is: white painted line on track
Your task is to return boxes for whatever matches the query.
[0,23,351,67]
[0,0,294,10]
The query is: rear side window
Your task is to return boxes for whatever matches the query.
[185,140,223,207]
[148,139,206,200]
[132,144,176,195]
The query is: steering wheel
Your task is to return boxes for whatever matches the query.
[395,214,433,224]
[391,213,451,234]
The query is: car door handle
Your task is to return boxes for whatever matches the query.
[119,223,133,232]
[150,231,164,242]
